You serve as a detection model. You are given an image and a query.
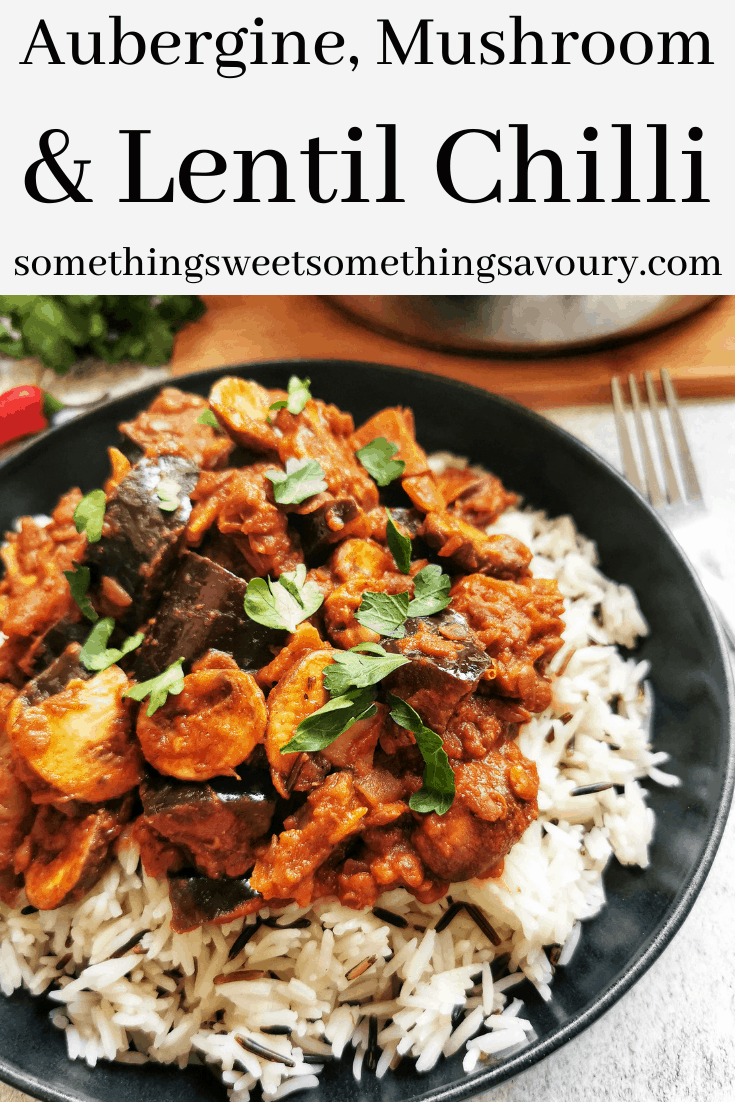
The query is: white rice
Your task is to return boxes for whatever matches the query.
[0,478,678,1098]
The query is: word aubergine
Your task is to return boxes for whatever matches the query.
[20,17,356,77]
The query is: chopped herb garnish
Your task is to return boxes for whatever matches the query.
[281,687,378,754]
[156,477,181,512]
[124,657,185,717]
[323,642,409,696]
[42,392,65,420]
[355,590,410,638]
[386,512,411,574]
[266,458,327,506]
[243,564,324,632]
[408,565,452,617]
[197,409,220,428]
[388,694,455,815]
[269,375,312,416]
[356,437,406,487]
[79,617,144,672]
[63,564,98,622]
[73,489,106,543]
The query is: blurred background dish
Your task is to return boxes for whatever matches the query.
[326,296,721,356]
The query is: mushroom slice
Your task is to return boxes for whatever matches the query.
[7,665,143,803]
[208,377,282,453]
[265,650,334,797]
[24,802,129,910]
[136,667,267,781]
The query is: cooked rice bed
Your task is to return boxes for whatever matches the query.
[1,500,676,1099]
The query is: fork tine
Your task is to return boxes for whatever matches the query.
[628,374,665,507]
[644,371,683,505]
[611,377,644,494]
[661,369,703,502]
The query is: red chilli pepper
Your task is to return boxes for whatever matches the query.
[0,386,48,446]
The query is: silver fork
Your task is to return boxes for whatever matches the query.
[612,369,735,652]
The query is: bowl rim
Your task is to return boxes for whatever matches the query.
[0,357,733,1102]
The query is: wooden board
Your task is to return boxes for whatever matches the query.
[170,295,735,409]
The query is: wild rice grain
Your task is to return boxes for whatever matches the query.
[110,931,149,959]
[345,956,376,981]
[570,782,614,796]
[365,1016,379,1072]
[301,1052,334,1064]
[262,917,312,930]
[227,919,262,961]
[371,908,408,929]
[235,1036,296,1067]
[214,970,266,985]
[463,904,501,947]
[434,901,465,934]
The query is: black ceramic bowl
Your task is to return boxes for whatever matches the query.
[0,361,732,1102]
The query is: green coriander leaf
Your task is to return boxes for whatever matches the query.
[73,489,106,543]
[0,296,204,375]
[349,642,393,657]
[355,590,409,638]
[267,458,327,506]
[282,687,378,754]
[270,375,312,416]
[124,657,185,717]
[42,392,65,419]
[157,477,181,512]
[79,617,144,672]
[286,376,311,414]
[323,644,409,696]
[63,564,98,622]
[356,437,406,487]
[242,578,281,629]
[387,693,455,815]
[197,409,220,428]
[386,512,411,574]
[269,400,287,412]
[275,564,307,608]
[243,565,323,632]
[408,564,452,617]
[113,631,145,663]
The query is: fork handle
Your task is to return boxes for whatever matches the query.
[669,521,735,653]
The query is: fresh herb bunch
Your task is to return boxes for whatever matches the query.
[0,295,205,375]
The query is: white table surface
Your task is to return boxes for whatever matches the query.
[476,400,735,1102]
[2,398,734,1102]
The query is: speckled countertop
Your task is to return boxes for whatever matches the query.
[478,401,735,1102]
[1,393,733,1102]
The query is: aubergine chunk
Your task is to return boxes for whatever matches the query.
[167,870,263,933]
[86,455,199,630]
[295,498,361,563]
[383,609,494,732]
[32,619,90,676]
[135,551,284,680]
[22,643,90,705]
[135,763,277,880]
